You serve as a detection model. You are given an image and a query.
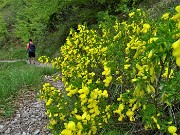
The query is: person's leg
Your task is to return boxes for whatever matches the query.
[32,57,35,64]
[28,52,32,64]
[29,57,32,64]
[32,52,35,64]
[28,52,35,64]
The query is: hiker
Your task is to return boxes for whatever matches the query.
[26,39,36,64]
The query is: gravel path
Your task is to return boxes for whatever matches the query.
[0,59,52,68]
[0,90,50,135]
[0,60,63,135]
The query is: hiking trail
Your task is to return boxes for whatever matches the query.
[0,59,63,135]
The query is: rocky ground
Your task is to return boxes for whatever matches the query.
[0,61,64,135]
[0,90,50,135]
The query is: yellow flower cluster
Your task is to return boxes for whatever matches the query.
[51,57,61,69]
[38,56,49,64]
[40,83,68,130]
[102,64,112,87]
[63,85,109,134]
[162,67,174,78]
[61,121,84,135]
[38,5,180,134]
[113,103,125,121]
[146,84,155,94]
[172,39,180,66]
[151,116,160,130]
[141,23,150,33]
[40,83,61,102]
[133,85,144,97]
[114,93,142,122]
[171,5,180,22]
[161,13,170,20]
[126,109,135,121]
[168,125,178,135]
[171,5,180,38]
[52,25,114,134]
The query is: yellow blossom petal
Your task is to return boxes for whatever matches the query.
[118,114,124,121]
[176,57,180,66]
[175,5,180,13]
[50,119,57,125]
[172,39,180,49]
[171,13,180,21]
[161,13,170,20]
[124,64,131,70]
[148,50,153,58]
[168,126,177,133]
[77,122,83,130]
[126,110,134,117]
[67,121,76,131]
[46,98,53,106]
[173,47,180,57]
[129,12,135,17]
[156,124,160,129]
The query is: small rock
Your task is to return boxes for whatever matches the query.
[0,124,4,130]
[5,128,11,134]
[16,114,21,118]
[22,131,27,135]
[15,132,21,135]
[33,129,40,135]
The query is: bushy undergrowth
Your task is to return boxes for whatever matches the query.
[0,46,26,60]
[39,5,180,135]
[0,61,56,117]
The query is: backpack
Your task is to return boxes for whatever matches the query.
[29,43,36,52]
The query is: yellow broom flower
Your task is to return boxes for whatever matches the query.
[161,13,170,20]
[176,57,180,66]
[168,126,177,134]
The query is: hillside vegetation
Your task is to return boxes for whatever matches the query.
[1,0,177,58]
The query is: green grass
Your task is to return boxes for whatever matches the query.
[0,61,57,118]
[0,44,44,60]
[139,0,180,20]
[0,46,27,60]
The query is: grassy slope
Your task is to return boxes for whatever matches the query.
[0,45,44,60]
[139,0,179,17]
[0,61,57,118]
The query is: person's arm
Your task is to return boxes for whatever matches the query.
[26,43,29,52]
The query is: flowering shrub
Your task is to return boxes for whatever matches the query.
[38,56,49,64]
[39,5,180,135]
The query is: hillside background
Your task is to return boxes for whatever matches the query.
[0,0,179,59]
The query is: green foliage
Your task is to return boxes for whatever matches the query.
[0,0,178,59]
[0,14,7,46]
[14,0,59,43]
[142,0,180,20]
[100,130,119,135]
[0,46,27,60]
[0,0,24,47]
[0,0,147,57]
